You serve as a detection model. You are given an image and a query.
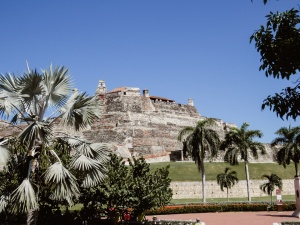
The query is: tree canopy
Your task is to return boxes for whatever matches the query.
[178,118,221,203]
[250,3,300,120]
[217,167,239,202]
[271,125,300,177]
[260,173,283,205]
[221,122,266,202]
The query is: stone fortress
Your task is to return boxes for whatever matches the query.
[84,80,276,163]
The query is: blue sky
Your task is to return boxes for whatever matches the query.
[0,0,299,143]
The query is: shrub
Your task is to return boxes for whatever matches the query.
[281,222,300,225]
[146,201,296,215]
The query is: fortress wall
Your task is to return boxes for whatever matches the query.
[0,121,24,138]
[171,179,295,199]
[84,94,207,158]
[152,101,199,117]
[84,93,273,161]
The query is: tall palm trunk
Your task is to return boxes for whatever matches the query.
[245,162,251,202]
[201,163,206,203]
[27,138,40,225]
[27,210,38,225]
[295,162,299,177]
[270,192,273,205]
[27,159,38,225]
[227,188,229,202]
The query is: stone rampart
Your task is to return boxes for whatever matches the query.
[84,92,233,160]
[171,179,294,199]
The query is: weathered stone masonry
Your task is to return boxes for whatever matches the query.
[171,179,294,199]
[84,80,237,161]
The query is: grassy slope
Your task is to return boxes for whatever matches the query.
[150,162,295,181]
[150,162,296,204]
[68,162,295,209]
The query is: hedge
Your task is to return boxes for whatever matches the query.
[281,222,300,225]
[146,202,296,215]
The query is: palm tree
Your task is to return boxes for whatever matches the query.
[216,167,238,202]
[271,126,300,177]
[260,173,283,205]
[178,118,220,203]
[0,65,110,224]
[271,125,300,217]
[220,122,266,202]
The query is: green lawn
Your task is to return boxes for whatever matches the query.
[150,161,295,181]
[170,195,295,204]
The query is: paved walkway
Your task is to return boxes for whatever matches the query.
[146,211,300,225]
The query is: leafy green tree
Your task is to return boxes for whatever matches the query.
[220,122,266,202]
[80,154,172,222]
[216,167,238,202]
[80,153,130,223]
[178,118,221,203]
[250,3,300,120]
[260,173,283,205]
[104,154,131,213]
[0,65,110,224]
[128,157,172,221]
[271,126,300,177]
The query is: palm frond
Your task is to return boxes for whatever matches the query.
[0,195,8,213]
[74,141,95,157]
[89,142,111,162]
[0,73,24,119]
[17,121,52,148]
[10,179,38,213]
[19,70,43,103]
[81,169,106,188]
[70,141,110,187]
[224,147,240,165]
[70,154,100,171]
[177,127,194,141]
[44,162,79,206]
[204,129,221,158]
[67,137,110,159]
[59,91,102,131]
[42,65,72,110]
[65,137,83,147]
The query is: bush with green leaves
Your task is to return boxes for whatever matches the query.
[80,154,173,222]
